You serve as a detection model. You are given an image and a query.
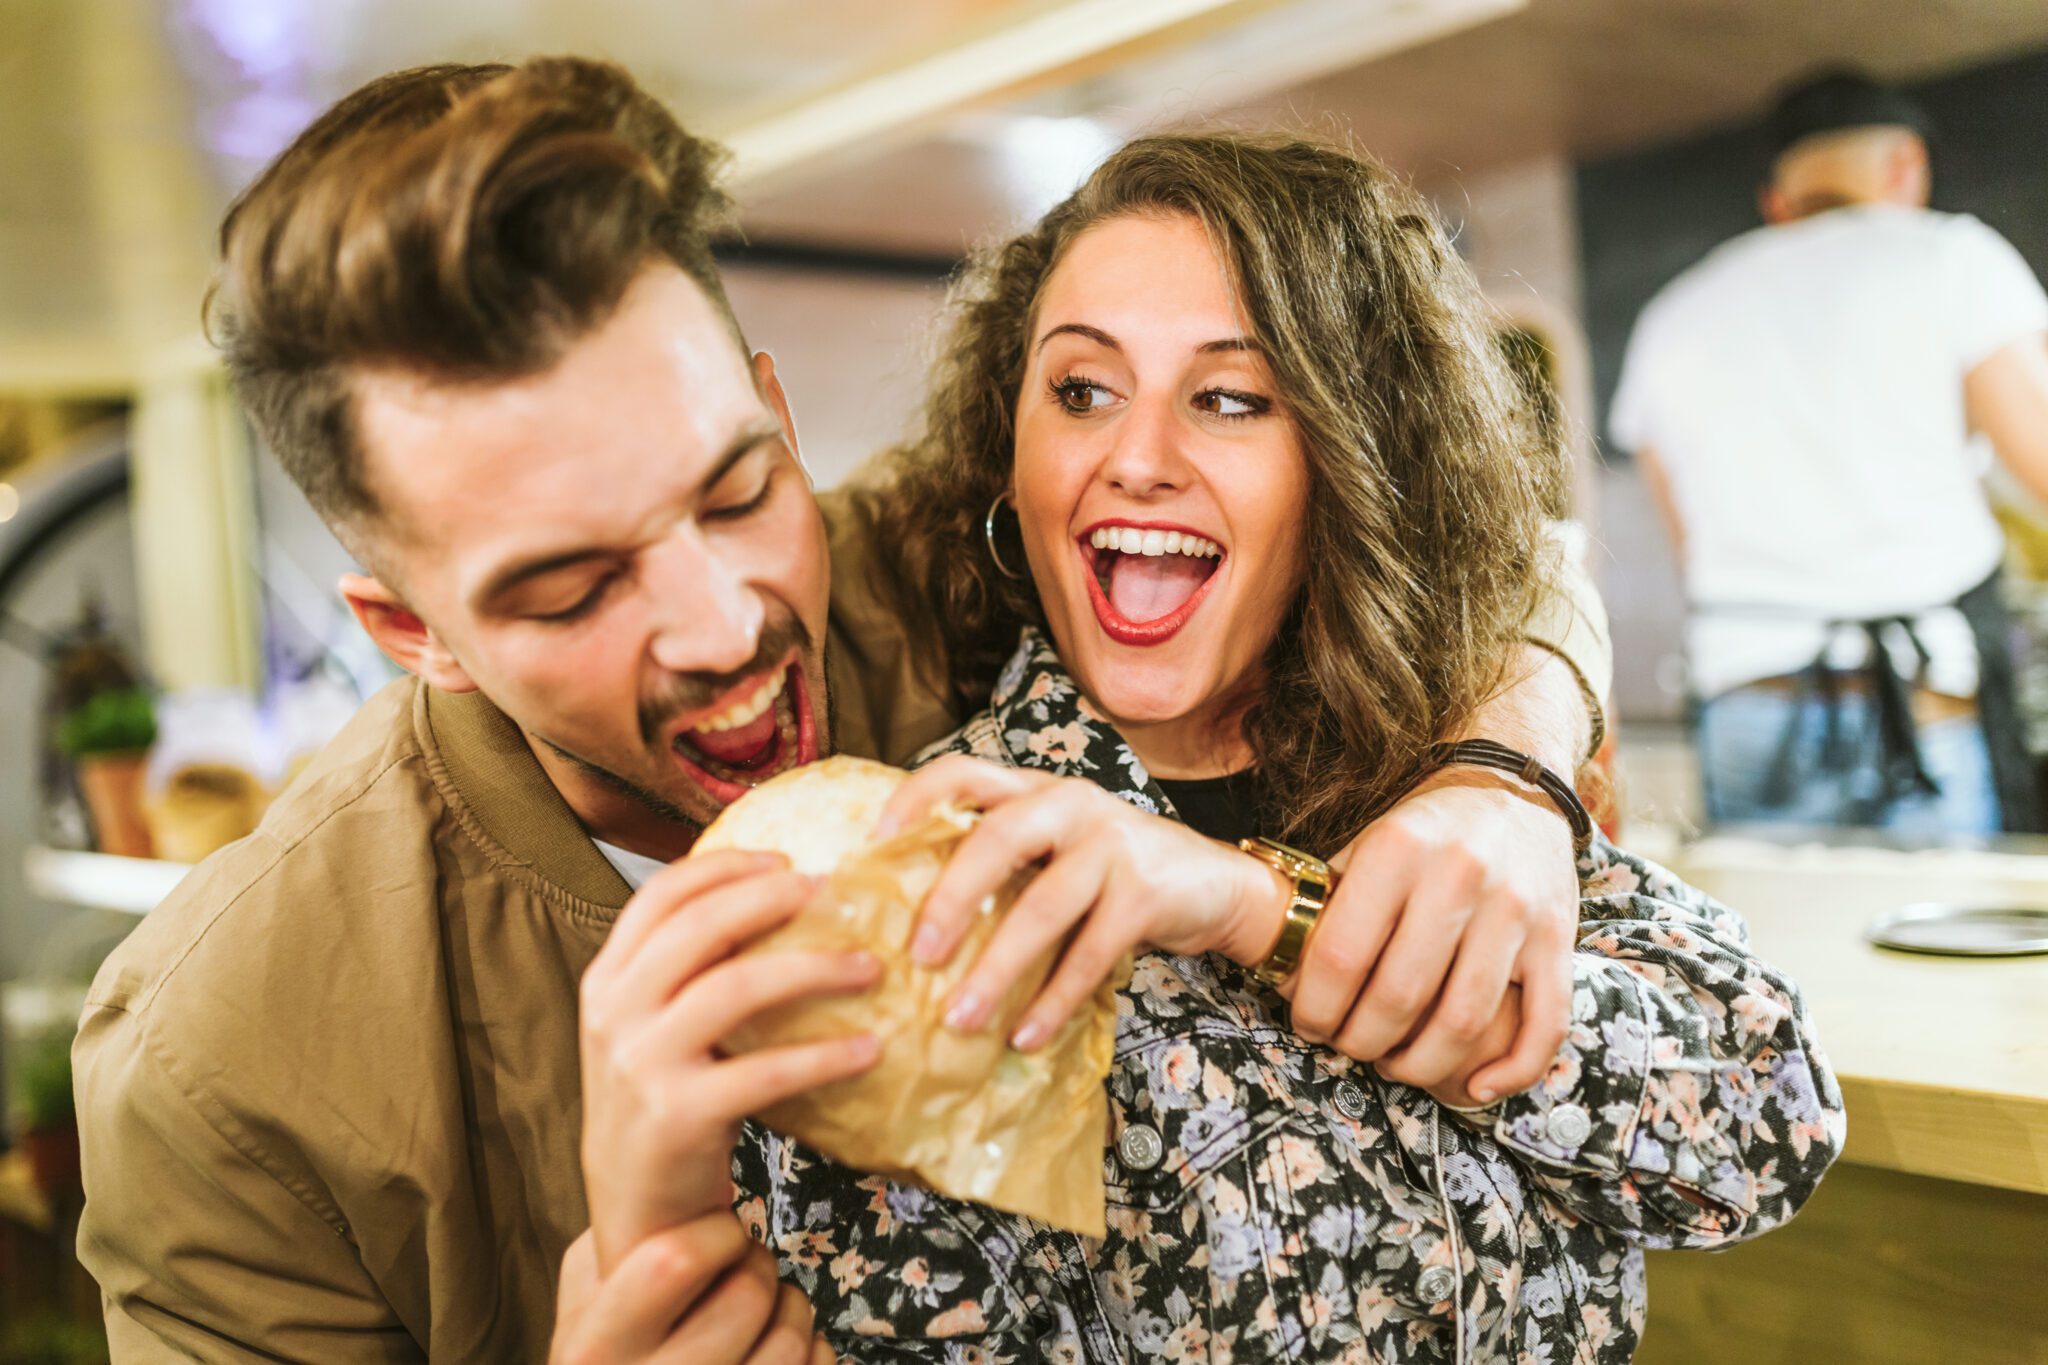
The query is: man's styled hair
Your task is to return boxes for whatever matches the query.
[207,58,740,538]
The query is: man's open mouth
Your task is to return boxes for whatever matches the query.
[668,657,820,805]
[1079,522,1225,646]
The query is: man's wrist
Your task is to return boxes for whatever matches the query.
[1460,646,1591,770]
[1218,847,1293,968]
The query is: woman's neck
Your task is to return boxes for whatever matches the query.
[1112,704,1257,781]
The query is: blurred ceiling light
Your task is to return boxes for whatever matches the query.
[183,0,302,80]
[173,0,317,173]
[988,115,1120,220]
[0,483,19,524]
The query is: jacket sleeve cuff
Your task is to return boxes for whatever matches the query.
[1488,956,1657,1175]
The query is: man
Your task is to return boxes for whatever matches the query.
[74,59,1612,1360]
[1612,69,2048,835]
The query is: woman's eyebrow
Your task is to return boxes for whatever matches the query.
[1035,323,1260,356]
[1035,322,1120,353]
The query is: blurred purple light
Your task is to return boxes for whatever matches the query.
[181,0,302,81]
[171,0,315,170]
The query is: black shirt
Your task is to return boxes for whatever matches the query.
[1154,768,1263,845]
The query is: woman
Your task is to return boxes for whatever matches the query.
[733,134,1842,1363]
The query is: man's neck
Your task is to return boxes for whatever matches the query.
[526,734,700,862]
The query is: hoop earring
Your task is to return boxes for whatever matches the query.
[984,492,1024,580]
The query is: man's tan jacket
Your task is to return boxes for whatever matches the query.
[73,489,1610,1361]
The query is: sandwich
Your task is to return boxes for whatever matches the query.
[696,755,1121,1236]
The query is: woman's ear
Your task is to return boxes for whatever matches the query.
[339,573,478,693]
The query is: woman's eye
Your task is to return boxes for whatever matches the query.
[1051,376,1117,415]
[1196,388,1269,420]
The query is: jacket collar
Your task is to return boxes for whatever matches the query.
[419,684,634,914]
[980,629,1177,819]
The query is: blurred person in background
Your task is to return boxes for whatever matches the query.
[1611,68,2048,836]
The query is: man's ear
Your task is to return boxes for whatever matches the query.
[752,350,811,485]
[1889,133,1932,206]
[339,573,478,693]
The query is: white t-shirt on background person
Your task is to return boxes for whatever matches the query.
[1610,204,2048,700]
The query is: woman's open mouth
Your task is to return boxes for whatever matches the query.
[667,657,820,805]
[1078,521,1224,646]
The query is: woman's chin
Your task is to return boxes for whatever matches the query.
[1050,600,1229,729]
[1070,656,1212,730]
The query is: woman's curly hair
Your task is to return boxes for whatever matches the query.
[871,132,1562,855]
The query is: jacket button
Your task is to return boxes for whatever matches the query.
[1116,1122,1165,1171]
[1546,1103,1593,1149]
[1416,1264,1458,1304]
[1334,1079,1369,1119]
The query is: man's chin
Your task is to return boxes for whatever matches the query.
[532,733,719,833]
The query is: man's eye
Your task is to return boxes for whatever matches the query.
[1196,388,1269,420]
[532,573,618,623]
[1050,375,1118,415]
[704,470,775,523]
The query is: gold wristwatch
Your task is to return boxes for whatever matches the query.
[1236,836,1332,986]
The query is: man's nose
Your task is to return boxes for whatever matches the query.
[1099,394,1192,499]
[643,530,763,675]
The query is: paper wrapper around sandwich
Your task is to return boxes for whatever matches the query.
[699,757,1125,1238]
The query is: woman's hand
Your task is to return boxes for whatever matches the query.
[875,756,1286,1051]
[1287,767,1578,1105]
[549,1217,838,1364]
[577,851,885,1276]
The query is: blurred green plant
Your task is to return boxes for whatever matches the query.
[0,1315,109,1365]
[52,687,155,758]
[15,1029,75,1132]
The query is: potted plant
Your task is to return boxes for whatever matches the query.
[53,688,156,858]
[15,1029,80,1201]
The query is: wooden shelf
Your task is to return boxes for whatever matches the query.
[23,847,190,916]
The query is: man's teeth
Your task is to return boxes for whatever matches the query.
[695,669,787,733]
[688,687,801,784]
[1087,526,1221,558]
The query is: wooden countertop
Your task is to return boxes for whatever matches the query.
[1670,836,2048,1196]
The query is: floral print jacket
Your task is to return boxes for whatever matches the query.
[733,630,1845,1363]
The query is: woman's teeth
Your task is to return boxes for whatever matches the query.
[1087,526,1221,558]
[695,669,787,733]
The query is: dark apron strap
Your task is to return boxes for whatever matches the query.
[1858,616,1941,811]
[1954,567,2041,834]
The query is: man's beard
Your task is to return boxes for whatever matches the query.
[539,738,701,832]
[537,616,834,833]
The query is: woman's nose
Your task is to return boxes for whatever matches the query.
[1098,395,1192,498]
[644,531,764,675]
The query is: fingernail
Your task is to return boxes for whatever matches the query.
[872,813,899,840]
[1010,1018,1048,1051]
[944,991,985,1032]
[1469,1085,1495,1105]
[912,923,945,965]
[852,1033,881,1064]
[849,951,881,978]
